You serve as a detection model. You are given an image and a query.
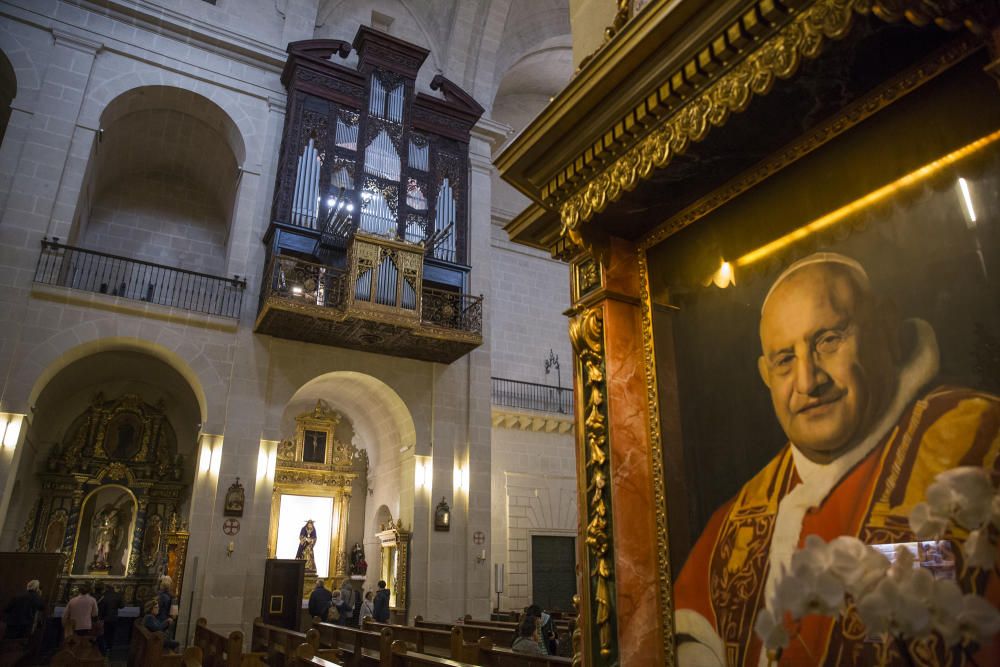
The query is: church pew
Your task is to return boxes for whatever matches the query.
[250,618,319,667]
[387,640,474,667]
[128,617,204,666]
[194,618,266,667]
[460,615,571,634]
[472,638,573,667]
[360,620,451,657]
[312,621,388,667]
[51,632,104,667]
[290,642,345,667]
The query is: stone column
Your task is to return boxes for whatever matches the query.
[568,238,667,667]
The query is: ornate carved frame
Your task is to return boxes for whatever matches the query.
[269,400,359,585]
[498,1,1000,665]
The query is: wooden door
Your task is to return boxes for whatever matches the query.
[530,536,576,612]
[261,558,304,629]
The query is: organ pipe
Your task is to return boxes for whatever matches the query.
[292,138,321,228]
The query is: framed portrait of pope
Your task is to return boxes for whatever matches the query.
[644,58,1000,666]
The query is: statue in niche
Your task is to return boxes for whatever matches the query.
[89,504,123,572]
[295,519,317,573]
[350,542,367,576]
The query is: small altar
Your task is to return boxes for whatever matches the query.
[267,400,368,596]
[14,393,190,605]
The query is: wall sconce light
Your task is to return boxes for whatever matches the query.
[0,414,24,451]
[435,497,451,531]
[414,458,432,491]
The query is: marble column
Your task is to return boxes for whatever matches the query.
[569,238,666,666]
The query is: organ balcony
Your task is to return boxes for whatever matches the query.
[256,28,485,363]
[255,233,483,363]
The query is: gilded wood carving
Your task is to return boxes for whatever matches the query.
[569,307,615,662]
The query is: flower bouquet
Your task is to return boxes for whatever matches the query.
[755,467,1000,665]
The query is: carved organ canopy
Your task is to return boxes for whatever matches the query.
[271,27,484,266]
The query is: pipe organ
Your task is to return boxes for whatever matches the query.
[256,28,485,363]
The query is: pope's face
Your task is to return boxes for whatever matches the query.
[758,266,895,462]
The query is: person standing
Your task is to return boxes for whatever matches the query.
[372,580,390,623]
[96,582,124,655]
[3,580,44,640]
[307,579,333,621]
[63,582,98,636]
[359,591,375,623]
[338,580,355,626]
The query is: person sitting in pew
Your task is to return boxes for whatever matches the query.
[143,599,179,652]
[512,618,546,655]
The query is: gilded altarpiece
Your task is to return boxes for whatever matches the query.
[268,400,366,595]
[16,393,190,605]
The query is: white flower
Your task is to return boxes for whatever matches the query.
[827,536,890,598]
[753,605,789,652]
[956,593,1000,645]
[909,501,949,540]
[962,528,997,570]
[775,536,845,619]
[855,576,932,639]
[927,578,963,645]
[932,467,995,530]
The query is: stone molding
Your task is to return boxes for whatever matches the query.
[51,28,103,55]
[491,407,573,434]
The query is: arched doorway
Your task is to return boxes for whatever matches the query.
[271,372,416,608]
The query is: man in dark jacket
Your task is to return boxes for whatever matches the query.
[308,579,333,621]
[372,580,390,623]
[3,580,44,639]
[96,582,124,654]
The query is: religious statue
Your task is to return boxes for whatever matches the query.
[224,478,245,517]
[350,542,367,576]
[295,519,317,573]
[89,504,122,572]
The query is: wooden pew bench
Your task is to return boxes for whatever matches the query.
[312,621,388,667]
[472,638,573,667]
[387,641,475,667]
[194,618,266,667]
[360,621,451,658]
[128,617,203,666]
[250,619,322,667]
[289,643,346,667]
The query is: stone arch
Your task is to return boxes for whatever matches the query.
[18,332,219,427]
[0,20,43,101]
[281,371,417,482]
[0,48,16,147]
[71,84,248,276]
[281,371,416,573]
[80,60,256,163]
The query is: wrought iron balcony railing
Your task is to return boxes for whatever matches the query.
[34,238,247,319]
[491,376,573,414]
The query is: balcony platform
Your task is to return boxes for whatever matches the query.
[255,296,482,363]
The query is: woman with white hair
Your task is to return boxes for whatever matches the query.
[3,580,44,639]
